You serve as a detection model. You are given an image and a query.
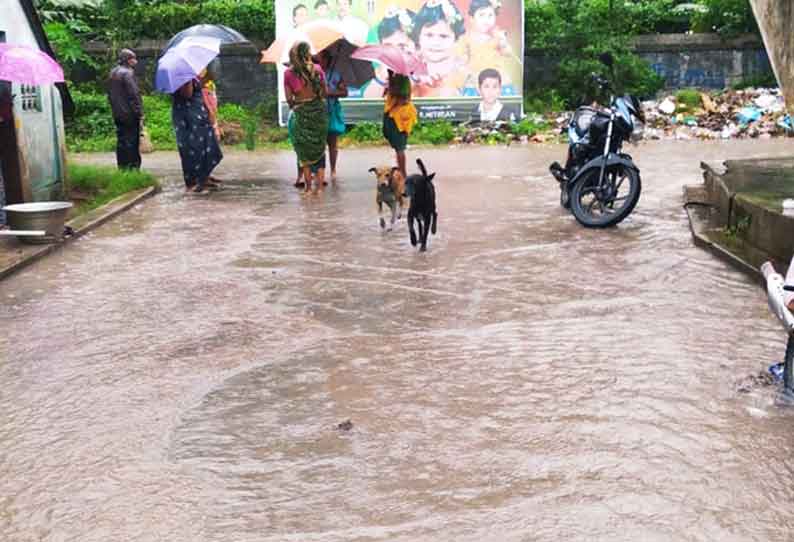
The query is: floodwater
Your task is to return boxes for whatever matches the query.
[2,140,794,541]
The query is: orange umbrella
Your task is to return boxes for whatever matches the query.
[260,21,345,64]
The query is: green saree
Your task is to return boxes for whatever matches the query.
[292,98,328,168]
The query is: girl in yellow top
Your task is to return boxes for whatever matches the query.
[382,70,417,179]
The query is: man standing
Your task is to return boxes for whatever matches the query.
[108,49,142,170]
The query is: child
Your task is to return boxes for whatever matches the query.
[411,0,468,97]
[472,68,512,122]
[293,4,309,27]
[461,0,519,92]
[314,0,330,17]
[382,70,417,180]
[363,7,416,99]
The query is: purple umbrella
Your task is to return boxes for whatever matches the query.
[0,43,64,85]
[155,36,220,94]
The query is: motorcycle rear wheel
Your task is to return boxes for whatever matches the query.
[570,165,641,228]
[784,334,794,391]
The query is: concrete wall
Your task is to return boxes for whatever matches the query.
[1,0,66,202]
[89,40,277,109]
[634,33,771,89]
[524,34,771,90]
[702,158,794,266]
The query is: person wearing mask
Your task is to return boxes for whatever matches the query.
[107,48,143,170]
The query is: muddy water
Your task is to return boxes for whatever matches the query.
[2,140,794,541]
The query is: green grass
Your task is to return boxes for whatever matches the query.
[675,88,702,112]
[67,163,158,212]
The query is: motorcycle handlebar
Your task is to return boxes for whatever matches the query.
[590,72,610,89]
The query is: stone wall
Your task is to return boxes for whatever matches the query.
[524,34,771,90]
[83,33,771,108]
[634,33,771,89]
[86,40,277,108]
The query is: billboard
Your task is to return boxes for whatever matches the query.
[275,0,524,125]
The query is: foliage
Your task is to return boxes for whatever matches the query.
[675,88,702,111]
[410,121,456,145]
[115,0,275,43]
[44,22,98,79]
[512,117,550,137]
[343,122,382,144]
[524,0,665,107]
[524,88,567,114]
[691,0,759,37]
[242,114,258,150]
[67,162,158,211]
[66,89,295,153]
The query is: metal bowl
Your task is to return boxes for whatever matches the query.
[3,202,73,244]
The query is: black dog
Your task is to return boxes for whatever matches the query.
[407,159,438,252]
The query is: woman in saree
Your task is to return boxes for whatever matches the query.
[172,78,223,194]
[284,41,329,193]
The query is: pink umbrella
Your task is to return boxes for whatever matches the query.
[350,44,427,77]
[0,43,65,85]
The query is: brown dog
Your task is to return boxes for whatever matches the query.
[369,166,407,231]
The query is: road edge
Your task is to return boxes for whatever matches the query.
[0,185,160,282]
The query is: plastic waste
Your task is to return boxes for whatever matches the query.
[658,98,676,115]
[754,93,779,111]
[737,106,762,124]
[778,115,792,132]
[769,362,784,381]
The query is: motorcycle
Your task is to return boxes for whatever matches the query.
[549,54,645,228]
[761,260,794,390]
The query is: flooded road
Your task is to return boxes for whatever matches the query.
[2,140,794,541]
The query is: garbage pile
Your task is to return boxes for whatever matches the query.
[640,88,792,140]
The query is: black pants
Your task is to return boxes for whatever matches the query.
[115,118,141,170]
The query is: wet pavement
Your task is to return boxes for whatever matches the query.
[3,140,794,541]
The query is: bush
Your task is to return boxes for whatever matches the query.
[691,0,759,37]
[524,88,566,114]
[343,122,382,144]
[410,121,456,145]
[524,0,665,108]
[512,117,550,137]
[117,0,275,43]
[675,88,702,111]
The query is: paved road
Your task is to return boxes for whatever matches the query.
[2,140,794,541]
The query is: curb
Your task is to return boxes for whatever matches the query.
[0,185,160,282]
[683,200,764,286]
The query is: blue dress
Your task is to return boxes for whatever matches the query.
[326,70,346,136]
[172,80,223,188]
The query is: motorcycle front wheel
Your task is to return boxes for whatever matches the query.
[570,165,641,228]
[784,334,794,392]
[560,186,571,209]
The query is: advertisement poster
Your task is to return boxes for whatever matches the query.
[275,0,524,125]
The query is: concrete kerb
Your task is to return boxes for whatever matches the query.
[683,199,763,285]
[0,185,160,281]
[683,159,794,286]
